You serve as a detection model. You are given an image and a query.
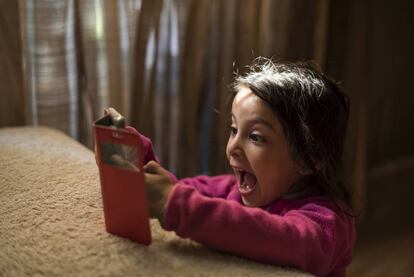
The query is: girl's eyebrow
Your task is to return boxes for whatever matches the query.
[231,113,237,123]
[231,113,275,131]
[248,118,275,131]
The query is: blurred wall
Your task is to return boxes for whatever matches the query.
[326,0,414,236]
[361,0,414,235]
[0,0,25,127]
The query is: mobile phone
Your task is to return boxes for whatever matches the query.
[93,108,151,245]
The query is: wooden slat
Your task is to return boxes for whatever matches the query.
[73,0,91,148]
[0,0,25,127]
[235,0,259,71]
[286,0,316,60]
[208,0,237,175]
[103,0,123,113]
[143,0,163,142]
[257,0,271,56]
[343,0,370,219]
[313,0,330,70]
[130,0,162,140]
[268,0,292,59]
[76,0,109,130]
[158,1,172,167]
[177,0,213,177]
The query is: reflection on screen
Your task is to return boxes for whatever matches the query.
[101,142,140,172]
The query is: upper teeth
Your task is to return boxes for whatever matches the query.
[235,168,244,176]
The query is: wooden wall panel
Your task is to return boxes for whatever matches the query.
[0,0,25,127]
[363,0,414,235]
[176,0,213,177]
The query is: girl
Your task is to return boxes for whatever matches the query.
[137,58,356,277]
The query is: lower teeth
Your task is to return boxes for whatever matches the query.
[242,181,251,190]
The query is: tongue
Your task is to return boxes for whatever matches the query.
[241,172,257,191]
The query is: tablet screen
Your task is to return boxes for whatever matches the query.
[101,142,140,172]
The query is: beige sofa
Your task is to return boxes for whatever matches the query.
[0,127,311,276]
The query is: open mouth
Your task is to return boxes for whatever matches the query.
[233,168,257,195]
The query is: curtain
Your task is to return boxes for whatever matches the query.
[17,0,335,180]
[19,0,145,146]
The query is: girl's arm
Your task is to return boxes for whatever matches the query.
[162,183,355,277]
[126,127,178,183]
[128,126,236,197]
[131,128,237,217]
[177,175,236,198]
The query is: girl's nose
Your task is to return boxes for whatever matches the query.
[227,134,243,160]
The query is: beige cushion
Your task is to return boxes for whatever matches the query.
[0,126,312,276]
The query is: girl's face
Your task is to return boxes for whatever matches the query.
[226,86,301,207]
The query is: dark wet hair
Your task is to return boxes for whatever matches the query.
[229,58,352,208]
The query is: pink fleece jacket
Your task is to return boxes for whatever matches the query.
[137,130,356,277]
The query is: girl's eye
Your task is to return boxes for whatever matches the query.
[249,133,265,143]
[229,126,237,136]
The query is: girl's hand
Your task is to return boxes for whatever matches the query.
[144,161,173,220]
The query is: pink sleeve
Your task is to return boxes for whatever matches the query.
[126,126,159,164]
[178,175,236,198]
[126,126,177,183]
[126,127,236,193]
[163,184,355,277]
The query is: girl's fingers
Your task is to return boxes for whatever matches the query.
[144,160,159,173]
[144,160,167,175]
[144,172,162,184]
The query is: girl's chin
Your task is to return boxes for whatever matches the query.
[241,196,261,207]
[241,193,277,207]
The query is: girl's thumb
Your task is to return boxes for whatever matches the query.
[144,160,164,175]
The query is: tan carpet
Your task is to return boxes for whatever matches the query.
[0,127,311,276]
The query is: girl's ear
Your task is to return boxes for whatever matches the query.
[299,168,312,175]
[297,159,322,176]
[296,159,310,176]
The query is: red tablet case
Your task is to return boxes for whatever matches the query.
[93,113,151,245]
